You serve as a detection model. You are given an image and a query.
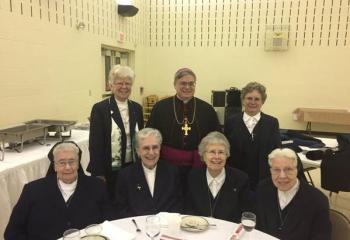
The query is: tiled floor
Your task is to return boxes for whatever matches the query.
[307,168,350,219]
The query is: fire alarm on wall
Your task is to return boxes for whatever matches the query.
[118,32,125,43]
[264,25,289,51]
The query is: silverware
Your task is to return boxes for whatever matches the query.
[132,218,141,232]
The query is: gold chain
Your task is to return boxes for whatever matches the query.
[173,96,196,125]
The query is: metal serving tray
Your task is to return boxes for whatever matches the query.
[0,124,48,154]
[25,119,76,140]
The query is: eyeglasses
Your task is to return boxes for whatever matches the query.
[270,167,296,176]
[206,150,226,157]
[55,160,78,168]
[244,96,262,102]
[177,81,196,88]
[141,145,160,153]
[113,81,132,88]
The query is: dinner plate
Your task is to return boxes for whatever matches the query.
[180,216,209,232]
[81,234,109,240]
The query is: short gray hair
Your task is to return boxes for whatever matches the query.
[241,82,267,103]
[268,148,298,167]
[52,142,80,161]
[174,68,196,84]
[198,131,230,159]
[108,65,135,85]
[135,128,163,149]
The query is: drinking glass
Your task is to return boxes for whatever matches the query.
[241,212,256,239]
[145,215,161,240]
[63,228,80,240]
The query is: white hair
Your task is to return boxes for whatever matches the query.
[268,148,298,167]
[108,65,135,84]
[198,131,230,159]
[135,128,162,149]
[52,142,79,161]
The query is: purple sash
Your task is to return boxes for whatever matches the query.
[160,145,205,168]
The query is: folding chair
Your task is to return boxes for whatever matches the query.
[329,209,350,240]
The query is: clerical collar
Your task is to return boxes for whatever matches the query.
[278,179,300,210]
[206,168,226,186]
[58,178,78,202]
[175,95,193,104]
[243,112,261,122]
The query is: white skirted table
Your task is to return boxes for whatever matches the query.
[109,215,279,240]
[0,130,89,239]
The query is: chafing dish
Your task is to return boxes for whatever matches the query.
[25,119,76,140]
[0,124,48,153]
[0,141,4,161]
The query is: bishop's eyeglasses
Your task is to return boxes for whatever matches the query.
[178,81,196,88]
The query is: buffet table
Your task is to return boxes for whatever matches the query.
[110,215,278,240]
[0,130,89,239]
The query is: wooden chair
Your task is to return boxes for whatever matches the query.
[143,95,159,125]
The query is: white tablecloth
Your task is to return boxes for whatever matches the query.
[298,137,338,168]
[110,215,279,240]
[0,130,89,240]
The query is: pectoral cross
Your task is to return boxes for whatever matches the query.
[181,117,191,136]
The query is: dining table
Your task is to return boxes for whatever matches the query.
[105,214,279,240]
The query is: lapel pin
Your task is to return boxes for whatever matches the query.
[137,184,142,190]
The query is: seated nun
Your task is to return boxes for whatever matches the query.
[185,131,252,222]
[115,128,183,218]
[256,148,331,240]
[4,141,114,240]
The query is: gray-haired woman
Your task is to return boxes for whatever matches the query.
[185,131,252,222]
[224,81,281,191]
[256,148,331,240]
[87,65,144,199]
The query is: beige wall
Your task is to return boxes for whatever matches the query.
[141,46,350,132]
[1,0,350,133]
[0,0,146,128]
[140,0,350,133]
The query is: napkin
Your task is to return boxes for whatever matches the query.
[157,212,181,227]
[101,220,135,240]
[227,224,245,240]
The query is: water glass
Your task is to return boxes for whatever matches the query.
[241,212,256,239]
[145,215,161,240]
